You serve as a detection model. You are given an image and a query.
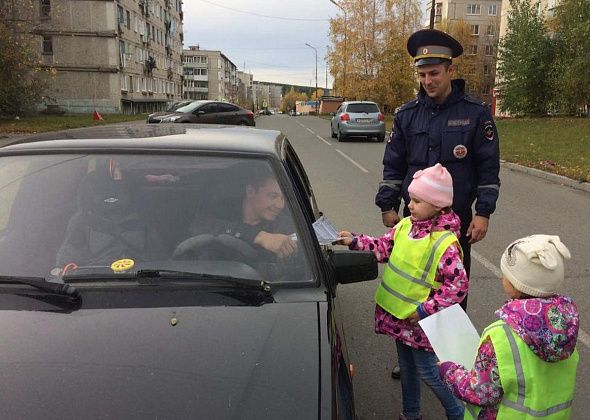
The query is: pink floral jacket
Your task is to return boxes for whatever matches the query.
[349,211,468,351]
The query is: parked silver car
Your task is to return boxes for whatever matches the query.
[330,101,386,142]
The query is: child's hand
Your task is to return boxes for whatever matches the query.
[407,311,421,325]
[335,231,353,246]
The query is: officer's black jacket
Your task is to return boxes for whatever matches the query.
[376,79,500,231]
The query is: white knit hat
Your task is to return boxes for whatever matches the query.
[500,235,571,297]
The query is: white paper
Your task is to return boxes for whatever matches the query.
[418,304,480,367]
[312,215,343,245]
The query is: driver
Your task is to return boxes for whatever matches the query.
[186,167,298,260]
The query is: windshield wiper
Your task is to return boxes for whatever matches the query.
[0,276,81,302]
[63,269,272,295]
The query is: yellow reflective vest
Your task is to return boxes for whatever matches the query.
[464,320,579,419]
[374,217,460,319]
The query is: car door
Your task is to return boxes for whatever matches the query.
[282,141,356,418]
[191,103,218,124]
[217,102,240,125]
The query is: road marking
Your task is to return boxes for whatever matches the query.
[472,250,590,350]
[306,127,315,134]
[316,134,331,145]
[335,149,369,173]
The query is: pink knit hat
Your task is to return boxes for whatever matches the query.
[408,163,453,208]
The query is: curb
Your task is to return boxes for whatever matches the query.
[501,160,590,194]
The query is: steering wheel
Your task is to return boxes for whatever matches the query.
[173,233,259,260]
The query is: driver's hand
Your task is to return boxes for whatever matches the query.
[254,231,298,258]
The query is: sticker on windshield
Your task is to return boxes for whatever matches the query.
[111,258,135,272]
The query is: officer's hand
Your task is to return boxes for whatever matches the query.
[467,216,489,244]
[254,231,298,258]
[382,210,400,227]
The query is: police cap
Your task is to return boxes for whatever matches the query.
[407,29,463,67]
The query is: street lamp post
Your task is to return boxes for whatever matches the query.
[305,42,318,114]
[329,0,347,98]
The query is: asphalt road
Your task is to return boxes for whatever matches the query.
[256,114,590,419]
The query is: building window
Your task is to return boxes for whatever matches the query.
[486,25,496,36]
[467,44,478,55]
[40,0,51,18]
[117,5,124,24]
[485,45,494,56]
[488,4,497,15]
[470,24,480,35]
[483,85,492,95]
[126,10,131,29]
[42,36,53,54]
[119,40,126,67]
[466,4,481,15]
[484,64,490,75]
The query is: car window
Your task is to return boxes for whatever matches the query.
[0,154,312,284]
[218,103,239,112]
[198,103,218,114]
[175,100,206,113]
[346,103,379,113]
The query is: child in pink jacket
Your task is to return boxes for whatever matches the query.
[338,163,467,420]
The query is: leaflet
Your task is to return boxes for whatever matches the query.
[418,303,481,367]
[312,215,343,245]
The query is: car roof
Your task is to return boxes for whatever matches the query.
[0,124,284,156]
[343,101,378,105]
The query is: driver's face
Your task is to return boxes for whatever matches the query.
[248,179,285,222]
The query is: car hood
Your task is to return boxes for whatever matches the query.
[148,111,180,121]
[0,303,320,419]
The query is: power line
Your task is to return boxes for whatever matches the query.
[195,0,329,21]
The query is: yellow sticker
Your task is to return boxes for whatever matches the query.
[111,258,135,272]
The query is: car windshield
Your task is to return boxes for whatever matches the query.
[0,153,312,285]
[346,103,379,113]
[175,100,208,113]
[166,101,192,112]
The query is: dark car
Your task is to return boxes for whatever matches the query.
[147,100,255,126]
[145,100,195,123]
[0,125,376,419]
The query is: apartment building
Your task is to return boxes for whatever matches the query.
[30,0,183,114]
[434,0,502,103]
[237,71,254,108]
[182,46,238,103]
[252,81,283,110]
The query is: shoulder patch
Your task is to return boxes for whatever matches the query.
[396,99,420,114]
[464,95,487,107]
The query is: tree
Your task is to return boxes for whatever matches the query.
[281,88,308,113]
[437,18,487,98]
[550,0,590,115]
[0,0,52,116]
[496,0,555,116]
[328,0,421,111]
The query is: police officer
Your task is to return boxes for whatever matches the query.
[376,29,501,379]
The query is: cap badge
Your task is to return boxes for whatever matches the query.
[422,47,429,54]
[453,144,468,159]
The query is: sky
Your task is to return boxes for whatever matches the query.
[182,0,431,88]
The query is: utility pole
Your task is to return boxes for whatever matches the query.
[329,0,347,99]
[430,0,436,29]
[305,43,318,114]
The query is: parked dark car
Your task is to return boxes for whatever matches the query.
[145,100,195,123]
[0,125,376,419]
[147,100,255,126]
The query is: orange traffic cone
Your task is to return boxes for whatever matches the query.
[92,110,103,121]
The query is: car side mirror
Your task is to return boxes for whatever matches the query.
[196,110,205,115]
[328,250,378,284]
